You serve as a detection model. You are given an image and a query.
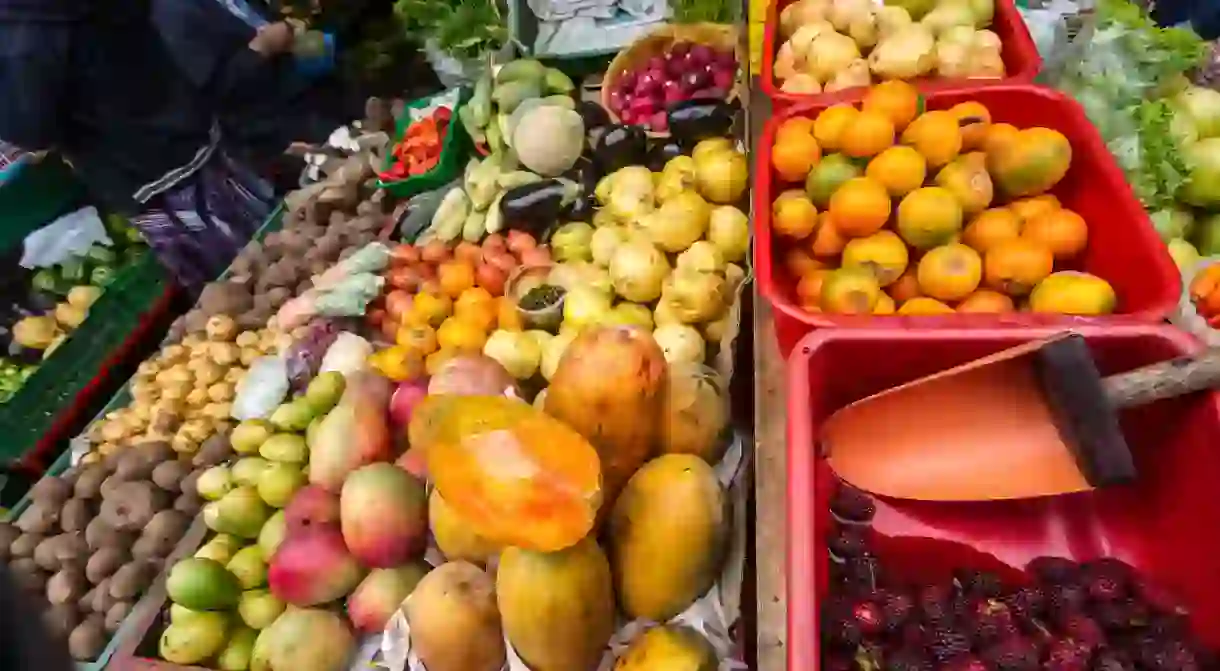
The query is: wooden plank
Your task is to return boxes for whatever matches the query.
[754,297,787,671]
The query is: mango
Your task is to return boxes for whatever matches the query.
[608,455,727,622]
[497,538,616,671]
[340,463,428,567]
[407,562,505,671]
[614,625,718,671]
[250,608,354,671]
[430,490,499,565]
[1028,271,1117,315]
[987,127,1072,198]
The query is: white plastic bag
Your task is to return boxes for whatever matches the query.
[231,355,291,421]
[20,206,112,269]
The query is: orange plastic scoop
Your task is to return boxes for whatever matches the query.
[822,333,1220,501]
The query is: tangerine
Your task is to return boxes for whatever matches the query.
[820,268,882,314]
[896,187,964,250]
[810,213,849,256]
[917,243,983,301]
[841,230,910,286]
[863,80,923,131]
[1009,195,1061,222]
[395,323,439,356]
[813,104,861,152]
[772,131,822,182]
[795,269,829,305]
[437,316,489,352]
[957,289,1015,313]
[901,111,962,168]
[983,239,1055,296]
[866,146,928,197]
[772,190,820,239]
[438,260,477,298]
[829,177,892,237]
[785,248,824,277]
[407,292,453,328]
[962,208,1022,253]
[949,101,992,150]
[982,122,1020,155]
[776,116,817,141]
[840,110,896,158]
[1022,209,1088,260]
[896,297,955,315]
[888,269,923,303]
[455,287,498,332]
[497,297,525,331]
[873,292,897,315]
[1028,271,1116,315]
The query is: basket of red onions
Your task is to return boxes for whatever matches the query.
[601,23,743,136]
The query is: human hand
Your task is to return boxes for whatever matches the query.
[249,21,296,56]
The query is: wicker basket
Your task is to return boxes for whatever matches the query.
[601,22,745,137]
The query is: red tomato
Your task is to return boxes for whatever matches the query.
[385,290,414,321]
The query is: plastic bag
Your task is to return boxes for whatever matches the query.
[284,319,347,394]
[319,332,373,377]
[275,291,321,331]
[314,242,391,291]
[316,273,385,317]
[232,355,290,421]
[20,206,112,269]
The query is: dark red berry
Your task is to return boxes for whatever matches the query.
[834,554,883,592]
[941,654,989,671]
[821,595,864,649]
[1081,561,1131,602]
[898,620,927,649]
[1005,586,1047,624]
[927,626,972,663]
[830,482,877,523]
[1092,649,1135,671]
[884,647,931,671]
[917,584,955,623]
[968,598,1019,645]
[823,652,855,671]
[1137,639,1199,671]
[1058,614,1105,652]
[1145,614,1190,639]
[1133,579,1190,617]
[983,636,1041,671]
[828,526,870,559]
[852,599,886,636]
[1092,599,1149,631]
[1028,557,1081,585]
[1045,638,1092,671]
[955,569,1004,599]
[1047,584,1088,621]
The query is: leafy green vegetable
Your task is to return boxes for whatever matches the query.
[394,0,507,61]
[670,0,741,24]
[1043,0,1206,211]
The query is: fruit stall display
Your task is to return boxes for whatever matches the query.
[784,325,1220,671]
[756,81,1180,353]
[761,0,1040,106]
[0,41,752,671]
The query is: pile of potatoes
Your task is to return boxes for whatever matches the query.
[85,315,286,461]
[0,435,239,661]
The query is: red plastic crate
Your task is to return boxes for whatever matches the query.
[755,85,1181,355]
[760,0,1041,109]
[785,325,1220,671]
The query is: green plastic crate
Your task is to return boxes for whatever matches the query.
[376,88,473,199]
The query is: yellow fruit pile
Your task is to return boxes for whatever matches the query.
[768,81,1117,317]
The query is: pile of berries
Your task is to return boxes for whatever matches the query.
[821,482,1211,671]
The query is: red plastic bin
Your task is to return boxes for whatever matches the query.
[785,325,1220,671]
[755,85,1181,355]
[760,0,1041,109]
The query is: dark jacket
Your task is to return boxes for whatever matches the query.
[0,564,75,671]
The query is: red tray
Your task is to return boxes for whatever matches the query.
[760,0,1041,109]
[755,85,1180,355]
[785,325,1220,671]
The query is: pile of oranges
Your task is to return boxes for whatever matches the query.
[768,80,1117,317]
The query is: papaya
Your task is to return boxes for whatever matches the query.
[544,326,669,509]
[411,395,602,552]
[608,454,728,622]
[614,625,718,671]
[986,127,1072,198]
[497,538,616,671]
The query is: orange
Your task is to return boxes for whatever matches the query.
[795,269,829,305]
[497,297,524,331]
[776,116,817,141]
[917,243,983,301]
[772,190,820,239]
[863,81,923,131]
[810,213,849,256]
[785,248,824,277]
[1009,195,1061,223]
[839,110,896,158]
[438,260,477,298]
[897,297,955,315]
[828,177,892,237]
[866,146,928,197]
[901,111,962,168]
[1022,208,1088,260]
[962,208,1022,253]
[813,105,861,152]
[437,316,489,352]
[949,101,992,150]
[983,122,1020,155]
[841,230,910,286]
[395,323,439,356]
[888,269,923,303]
[957,289,1015,313]
[896,187,964,250]
[406,292,453,328]
[820,268,882,314]
[1028,271,1116,315]
[984,239,1055,296]
[873,292,897,315]
[772,131,822,182]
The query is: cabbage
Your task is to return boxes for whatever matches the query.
[1175,87,1220,139]
[1180,138,1220,208]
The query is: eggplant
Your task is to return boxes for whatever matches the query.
[668,99,738,147]
[577,100,611,133]
[645,139,685,171]
[500,178,583,239]
[565,195,596,222]
[562,156,601,196]
[593,124,648,174]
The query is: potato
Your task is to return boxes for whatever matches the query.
[161,344,188,363]
[136,361,161,378]
[130,404,152,425]
[130,382,158,404]
[81,452,102,466]
[161,383,188,403]
[193,360,225,385]
[181,334,205,350]
[171,433,199,455]
[97,442,120,458]
[178,419,212,444]
[206,315,238,341]
[239,348,261,367]
[202,403,232,422]
[207,383,234,403]
[224,368,245,385]
[235,331,259,349]
[151,399,186,421]
[185,388,209,408]
[212,343,241,367]
[99,421,126,444]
